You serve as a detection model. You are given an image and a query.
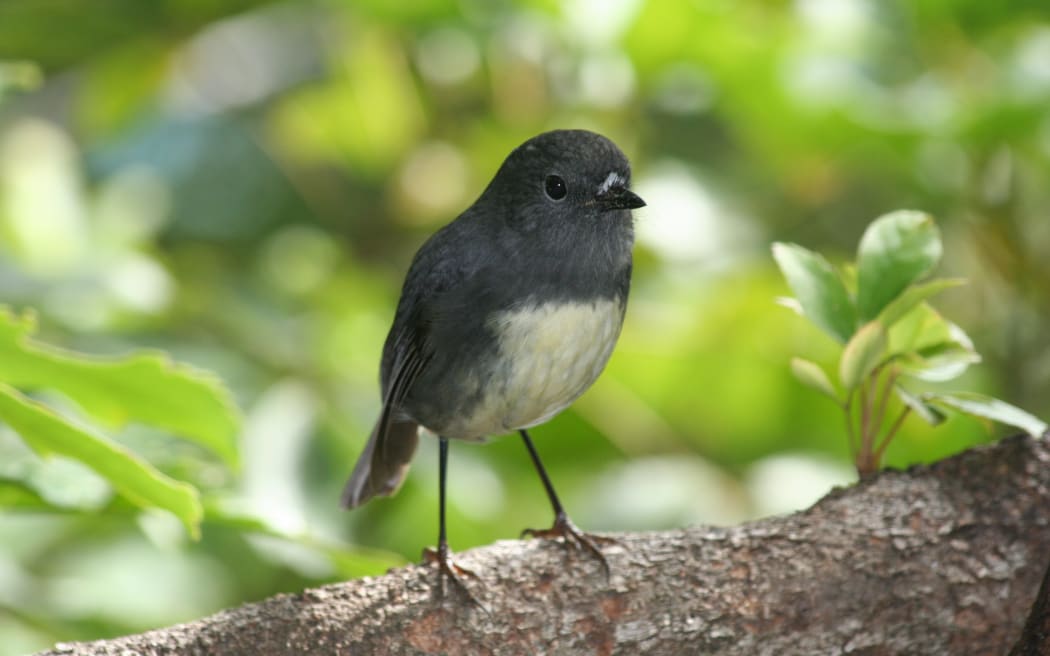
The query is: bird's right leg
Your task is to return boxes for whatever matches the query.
[422,436,484,605]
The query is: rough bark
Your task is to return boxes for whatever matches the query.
[40,434,1050,656]
[1010,553,1050,656]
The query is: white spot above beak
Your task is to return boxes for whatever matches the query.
[598,171,626,195]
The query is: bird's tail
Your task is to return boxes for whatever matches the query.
[341,416,420,509]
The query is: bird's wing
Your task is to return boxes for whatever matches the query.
[340,316,431,509]
[379,222,495,401]
[381,318,432,411]
[343,227,485,508]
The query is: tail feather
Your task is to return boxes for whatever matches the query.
[341,417,420,509]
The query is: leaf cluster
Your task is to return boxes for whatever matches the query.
[774,211,1046,476]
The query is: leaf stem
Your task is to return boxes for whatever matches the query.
[859,375,874,470]
[844,390,858,458]
[871,366,899,438]
[874,406,912,463]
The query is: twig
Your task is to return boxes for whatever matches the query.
[874,405,912,463]
[844,390,859,458]
[858,376,875,472]
[871,366,899,438]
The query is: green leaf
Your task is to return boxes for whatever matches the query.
[772,242,857,343]
[775,296,804,315]
[877,278,966,328]
[839,321,887,391]
[0,307,240,467]
[888,304,980,382]
[202,500,406,578]
[926,392,1048,437]
[895,387,947,426]
[900,342,981,382]
[790,357,839,403]
[0,477,53,509]
[0,383,203,537]
[856,210,942,321]
[888,303,965,356]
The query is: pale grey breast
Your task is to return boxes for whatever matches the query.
[434,297,625,439]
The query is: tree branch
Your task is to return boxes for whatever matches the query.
[1010,549,1050,655]
[41,434,1050,656]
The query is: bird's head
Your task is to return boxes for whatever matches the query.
[481,129,645,233]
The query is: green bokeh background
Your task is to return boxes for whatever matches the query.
[1,0,1048,652]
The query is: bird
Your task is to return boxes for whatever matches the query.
[341,129,645,595]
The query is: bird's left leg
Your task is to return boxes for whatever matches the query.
[518,429,616,576]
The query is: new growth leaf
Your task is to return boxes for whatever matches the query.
[773,211,1045,476]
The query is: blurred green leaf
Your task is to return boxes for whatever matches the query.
[839,321,886,391]
[0,0,275,71]
[888,304,979,382]
[877,278,966,329]
[895,387,947,426]
[772,242,856,343]
[0,384,203,537]
[202,501,406,577]
[775,296,804,315]
[856,211,942,321]
[0,307,240,467]
[927,392,1048,437]
[888,303,958,356]
[900,342,981,383]
[0,477,52,509]
[790,357,839,403]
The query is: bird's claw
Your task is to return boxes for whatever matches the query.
[521,511,617,578]
[422,545,488,611]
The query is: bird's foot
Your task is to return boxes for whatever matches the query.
[521,511,617,578]
[422,543,487,610]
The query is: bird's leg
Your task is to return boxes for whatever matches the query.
[421,437,485,606]
[518,429,616,576]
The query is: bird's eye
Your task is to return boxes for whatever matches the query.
[544,175,567,201]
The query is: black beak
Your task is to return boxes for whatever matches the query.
[597,187,646,212]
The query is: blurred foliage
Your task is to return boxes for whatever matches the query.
[1,0,1048,652]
